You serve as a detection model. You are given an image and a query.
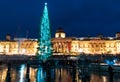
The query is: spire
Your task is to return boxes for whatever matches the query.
[37,3,52,60]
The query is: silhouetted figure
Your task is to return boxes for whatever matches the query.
[108,66,114,82]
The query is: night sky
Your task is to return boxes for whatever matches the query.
[0,0,120,39]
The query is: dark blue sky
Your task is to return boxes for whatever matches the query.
[0,0,120,39]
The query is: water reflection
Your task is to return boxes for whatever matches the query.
[55,68,72,82]
[19,64,26,82]
[37,66,46,82]
[6,64,11,82]
[0,64,120,82]
[26,64,30,82]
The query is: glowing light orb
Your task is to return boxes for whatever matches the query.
[45,3,47,5]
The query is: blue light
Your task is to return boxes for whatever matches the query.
[105,60,114,65]
[105,58,118,65]
[19,64,26,82]
[37,66,46,82]
[113,58,117,63]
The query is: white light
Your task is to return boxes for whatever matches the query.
[45,3,47,5]
[79,49,83,52]
[79,38,84,40]
[102,76,107,82]
[108,37,113,40]
[19,64,26,82]
[22,49,26,54]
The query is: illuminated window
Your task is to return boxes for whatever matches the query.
[60,33,65,38]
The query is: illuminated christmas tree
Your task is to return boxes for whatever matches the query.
[37,3,52,60]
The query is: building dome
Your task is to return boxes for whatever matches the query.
[56,27,65,33]
[55,27,66,38]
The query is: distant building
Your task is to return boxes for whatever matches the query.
[0,29,120,56]
[52,28,120,55]
[0,37,38,55]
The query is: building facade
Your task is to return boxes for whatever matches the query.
[52,28,120,55]
[0,29,120,56]
[0,37,38,55]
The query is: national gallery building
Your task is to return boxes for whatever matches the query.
[0,28,120,56]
